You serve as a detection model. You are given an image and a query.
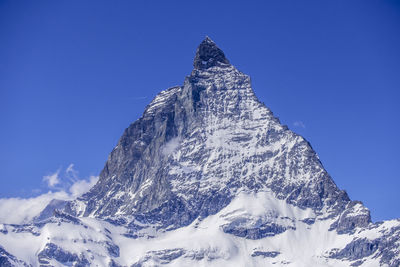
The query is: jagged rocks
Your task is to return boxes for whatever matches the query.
[0,246,29,267]
[65,37,357,234]
[330,238,380,261]
[193,37,230,69]
[38,243,89,266]
[329,220,400,267]
[251,251,280,258]
[131,249,185,266]
[330,201,371,234]
[33,199,68,223]
[222,220,293,239]
[221,214,296,239]
[1,37,399,266]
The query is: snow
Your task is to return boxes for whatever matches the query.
[1,190,392,266]
[165,66,326,201]
[145,86,181,114]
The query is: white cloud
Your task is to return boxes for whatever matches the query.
[0,165,99,224]
[162,137,181,156]
[66,163,75,173]
[0,191,70,225]
[42,169,60,187]
[293,121,306,129]
[69,175,98,197]
[66,163,79,182]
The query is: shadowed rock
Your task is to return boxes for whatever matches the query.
[193,36,230,69]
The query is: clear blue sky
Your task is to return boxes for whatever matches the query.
[0,1,399,222]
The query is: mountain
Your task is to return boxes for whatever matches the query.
[0,37,399,267]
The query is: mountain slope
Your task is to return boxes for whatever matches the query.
[66,37,357,230]
[0,37,399,267]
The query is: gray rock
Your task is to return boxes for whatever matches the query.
[222,216,295,239]
[33,199,68,223]
[0,245,30,267]
[11,224,41,236]
[38,243,89,266]
[251,251,280,258]
[109,259,123,267]
[106,241,120,258]
[193,36,230,70]
[131,248,185,266]
[330,200,371,234]
[330,238,379,261]
[64,37,355,234]
[330,221,400,266]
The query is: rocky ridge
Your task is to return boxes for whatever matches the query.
[0,37,399,267]
[66,37,360,231]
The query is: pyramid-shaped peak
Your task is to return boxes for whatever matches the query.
[193,36,230,69]
[203,36,216,44]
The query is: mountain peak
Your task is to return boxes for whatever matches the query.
[3,37,400,267]
[193,36,230,69]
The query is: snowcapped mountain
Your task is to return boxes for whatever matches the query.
[1,37,399,267]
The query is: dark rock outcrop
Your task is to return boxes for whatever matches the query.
[193,37,230,69]
[38,243,89,266]
[330,221,400,267]
[251,251,280,258]
[0,246,30,267]
[330,201,371,234]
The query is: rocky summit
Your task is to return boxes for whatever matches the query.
[1,38,399,267]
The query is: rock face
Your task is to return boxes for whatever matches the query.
[1,37,399,267]
[38,243,89,267]
[330,200,371,234]
[0,246,29,267]
[193,36,230,69]
[33,199,67,223]
[65,37,357,232]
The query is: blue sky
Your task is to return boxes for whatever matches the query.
[0,1,399,222]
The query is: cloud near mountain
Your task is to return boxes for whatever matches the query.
[0,165,98,224]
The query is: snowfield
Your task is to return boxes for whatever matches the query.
[1,190,399,266]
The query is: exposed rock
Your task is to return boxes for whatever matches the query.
[0,246,30,267]
[222,216,295,239]
[33,199,68,223]
[251,251,280,258]
[329,220,400,266]
[38,243,89,266]
[330,200,371,234]
[330,238,379,261]
[131,248,185,266]
[65,37,354,233]
[193,36,230,69]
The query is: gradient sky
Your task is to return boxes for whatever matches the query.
[0,1,399,222]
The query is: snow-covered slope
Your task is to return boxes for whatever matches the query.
[0,37,399,266]
[1,193,399,266]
